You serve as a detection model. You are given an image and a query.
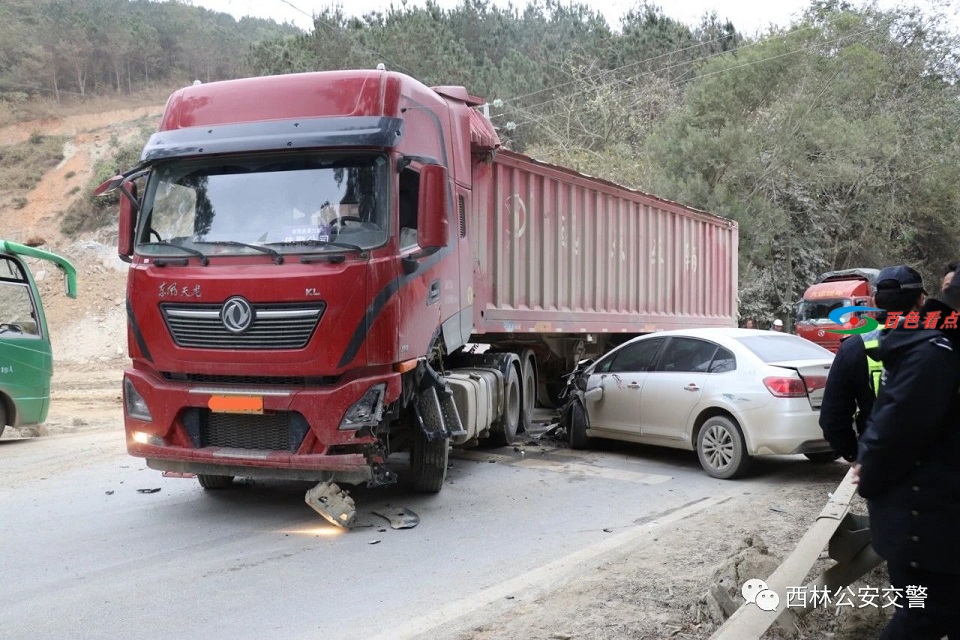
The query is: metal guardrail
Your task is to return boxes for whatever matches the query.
[709,467,883,639]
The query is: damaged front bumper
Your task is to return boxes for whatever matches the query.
[125,367,401,488]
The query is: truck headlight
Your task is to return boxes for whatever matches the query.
[124,377,153,421]
[339,383,386,430]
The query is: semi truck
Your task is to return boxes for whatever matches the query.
[794,268,878,352]
[96,69,738,526]
[0,240,77,438]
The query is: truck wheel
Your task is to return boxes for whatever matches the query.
[0,403,6,439]
[696,416,751,479]
[490,365,521,445]
[410,428,448,493]
[545,383,564,409]
[568,401,589,450]
[197,474,234,490]
[519,350,536,434]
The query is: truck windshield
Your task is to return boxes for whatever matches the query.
[796,298,851,323]
[138,153,389,256]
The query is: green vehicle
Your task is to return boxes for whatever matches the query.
[0,240,77,438]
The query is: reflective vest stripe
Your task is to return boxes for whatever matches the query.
[863,337,882,396]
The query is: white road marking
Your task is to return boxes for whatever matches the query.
[452,449,673,485]
[366,495,729,640]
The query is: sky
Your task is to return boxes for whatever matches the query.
[188,0,951,36]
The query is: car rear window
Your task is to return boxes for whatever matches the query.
[736,334,833,362]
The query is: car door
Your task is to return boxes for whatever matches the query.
[584,337,665,435]
[639,337,719,441]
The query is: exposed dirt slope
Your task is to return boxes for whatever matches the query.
[0,105,164,363]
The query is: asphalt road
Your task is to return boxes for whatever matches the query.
[0,424,815,640]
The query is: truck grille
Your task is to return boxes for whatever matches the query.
[201,412,292,451]
[161,302,324,350]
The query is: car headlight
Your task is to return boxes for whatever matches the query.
[339,383,386,430]
[124,377,153,421]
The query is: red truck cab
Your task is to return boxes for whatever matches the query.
[794,269,879,352]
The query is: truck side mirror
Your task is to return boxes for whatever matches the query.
[417,164,449,251]
[118,181,138,260]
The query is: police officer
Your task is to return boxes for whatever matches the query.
[819,266,925,462]
[856,264,960,639]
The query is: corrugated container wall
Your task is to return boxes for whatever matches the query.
[471,150,738,336]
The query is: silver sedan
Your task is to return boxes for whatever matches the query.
[564,328,836,479]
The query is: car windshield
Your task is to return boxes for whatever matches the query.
[138,153,389,256]
[736,334,833,362]
[795,298,850,323]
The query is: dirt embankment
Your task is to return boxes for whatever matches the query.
[0,106,163,367]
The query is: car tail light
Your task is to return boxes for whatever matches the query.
[763,376,807,398]
[803,375,828,394]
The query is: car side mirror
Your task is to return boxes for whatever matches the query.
[584,386,603,402]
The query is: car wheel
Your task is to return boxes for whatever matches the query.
[197,474,234,490]
[805,452,841,463]
[696,416,750,479]
[568,401,589,450]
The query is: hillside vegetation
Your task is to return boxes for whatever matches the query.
[0,0,299,111]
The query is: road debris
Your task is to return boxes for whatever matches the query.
[304,480,357,528]
[105,490,114,495]
[368,540,381,545]
[136,488,161,494]
[373,508,420,530]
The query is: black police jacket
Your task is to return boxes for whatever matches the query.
[819,334,873,461]
[857,298,960,573]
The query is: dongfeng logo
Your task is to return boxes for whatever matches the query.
[827,305,882,335]
[221,296,254,334]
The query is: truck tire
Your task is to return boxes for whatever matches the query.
[410,428,448,493]
[197,474,234,490]
[519,349,536,434]
[490,365,521,446]
[0,403,5,439]
[568,401,589,450]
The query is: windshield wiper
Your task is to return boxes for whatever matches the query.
[194,240,284,264]
[265,239,365,252]
[141,240,209,266]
